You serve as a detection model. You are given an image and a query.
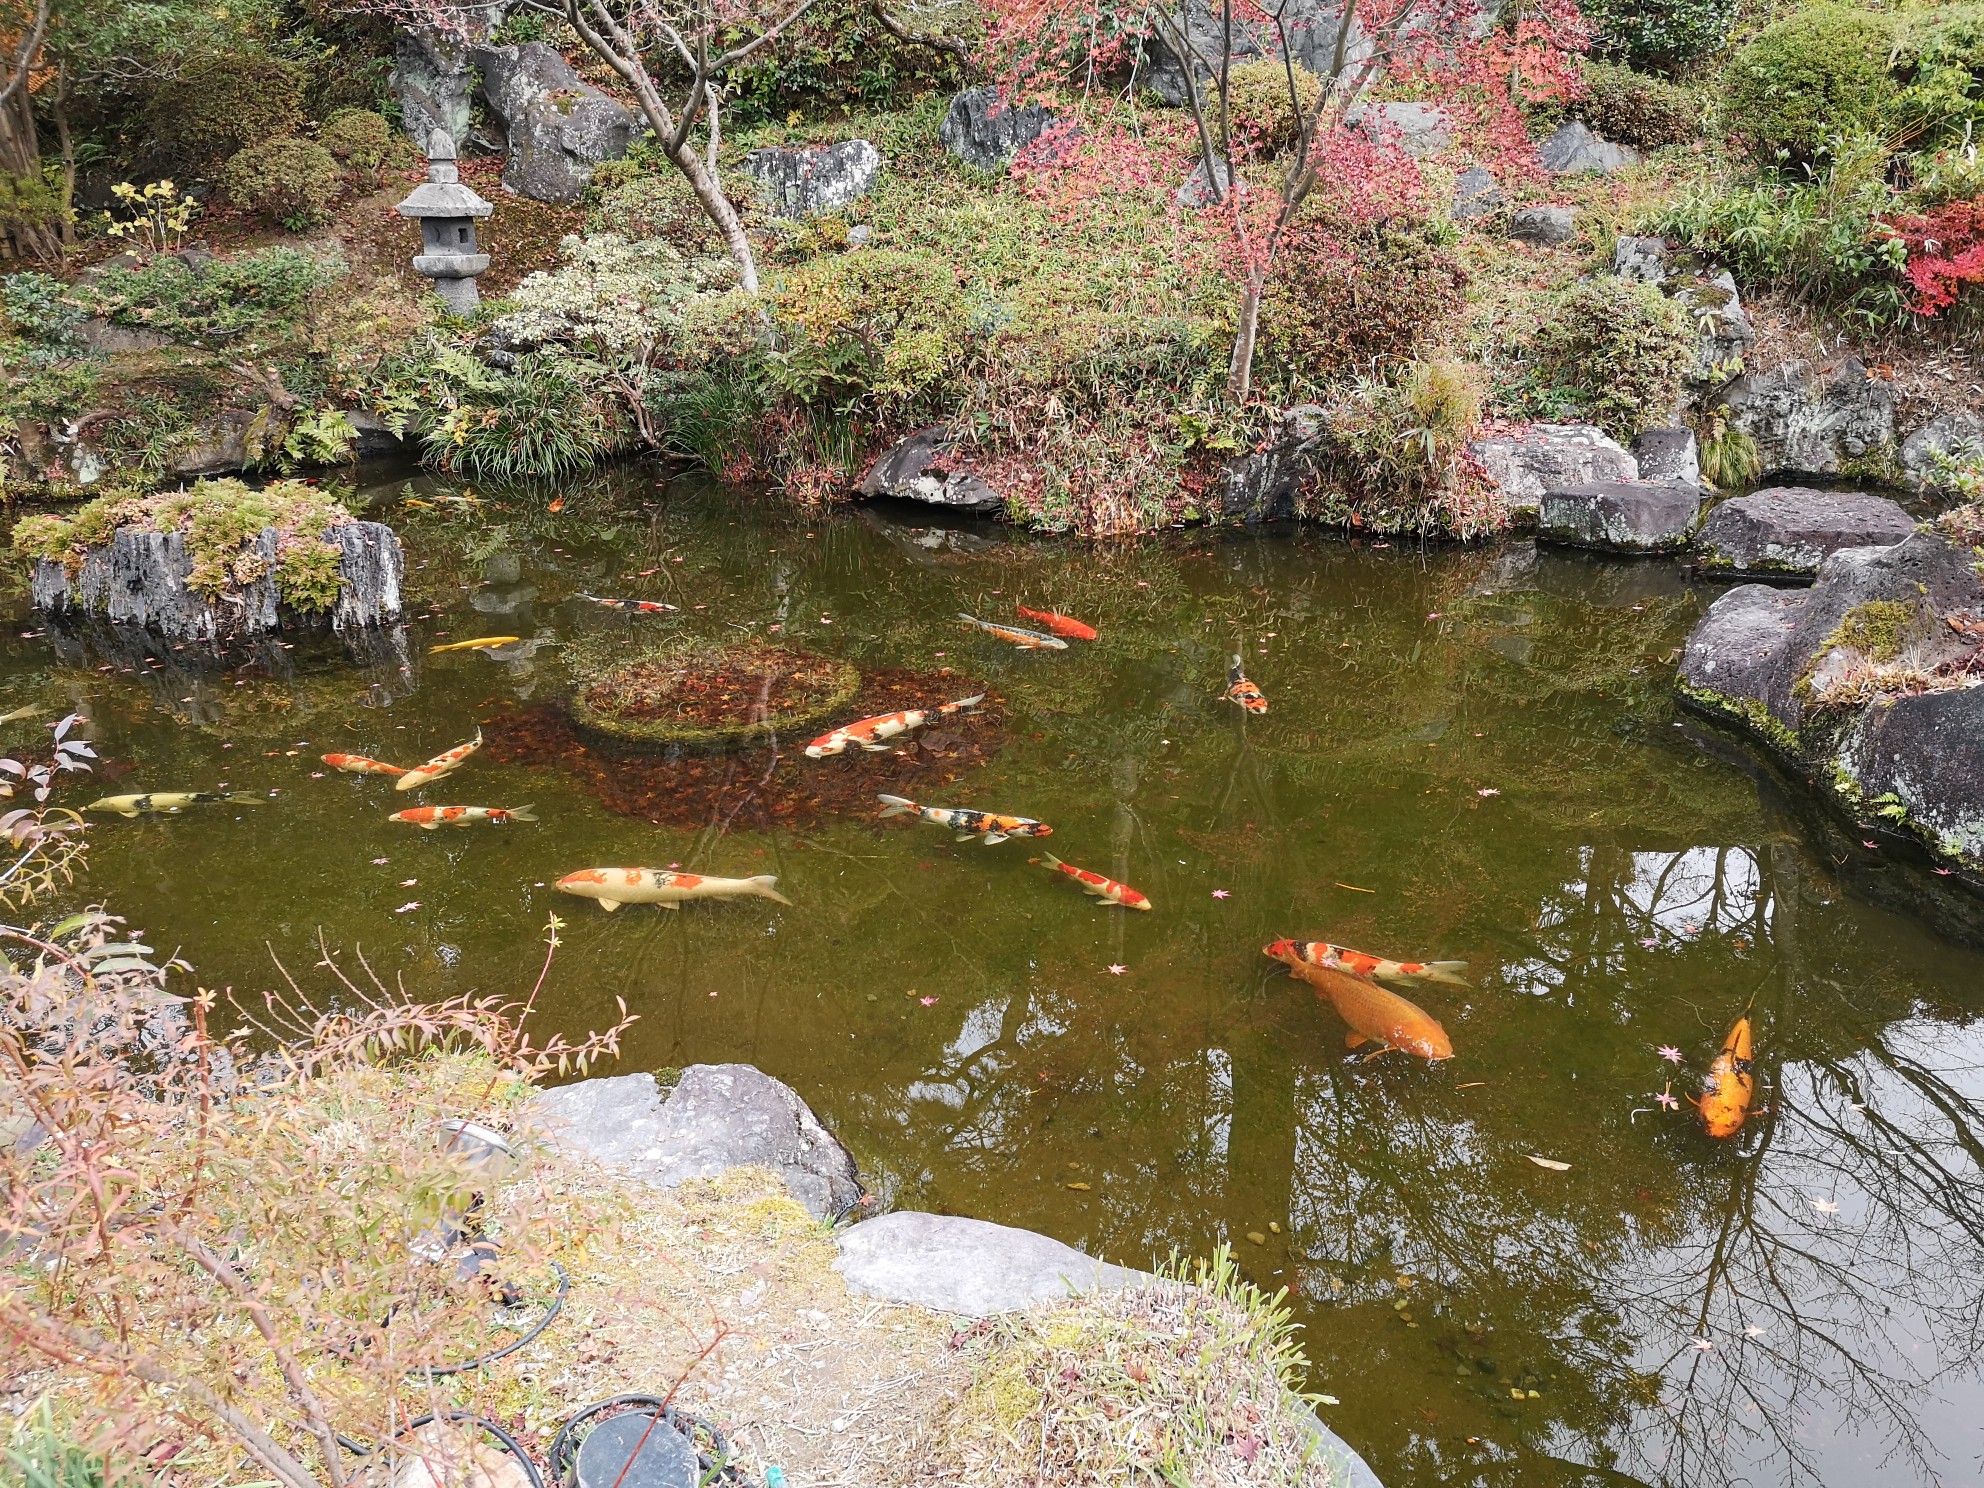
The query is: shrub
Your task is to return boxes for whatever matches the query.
[766,248,973,420]
[74,247,343,342]
[1576,60,1699,150]
[1223,60,1325,153]
[496,233,740,357]
[1890,196,1984,316]
[1895,5,1984,151]
[319,107,393,172]
[1258,218,1468,390]
[422,349,621,480]
[1578,0,1735,74]
[1532,278,1691,440]
[221,136,343,230]
[1310,358,1501,537]
[1,271,85,350]
[145,53,305,171]
[1656,136,1910,327]
[1723,7,1898,167]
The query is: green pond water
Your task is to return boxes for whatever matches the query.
[13,461,1984,1488]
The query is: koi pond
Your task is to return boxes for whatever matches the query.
[13,461,1984,1488]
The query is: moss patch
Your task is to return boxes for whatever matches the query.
[11,476,354,612]
[569,641,860,748]
[1676,681,1804,756]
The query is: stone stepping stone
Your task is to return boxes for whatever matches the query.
[1693,486,1915,579]
[1538,480,1703,554]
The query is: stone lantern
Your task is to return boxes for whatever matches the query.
[396,129,493,313]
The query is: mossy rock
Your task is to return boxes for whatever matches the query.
[569,642,860,749]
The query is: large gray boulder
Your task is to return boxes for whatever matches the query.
[31,521,403,642]
[1692,486,1915,578]
[1538,119,1640,173]
[1713,357,1897,478]
[835,1211,1145,1316]
[1607,237,1754,385]
[940,87,1066,172]
[1508,205,1576,246]
[1538,479,1702,554]
[1470,423,1638,519]
[1218,404,1325,522]
[1678,532,1984,875]
[1632,427,1703,490]
[1899,409,1984,490]
[391,30,478,149]
[1346,101,1452,158]
[470,42,638,202]
[526,1065,862,1221]
[744,140,882,217]
[1450,165,1503,222]
[858,425,1005,513]
[1140,0,1369,108]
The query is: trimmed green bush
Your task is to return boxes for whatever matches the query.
[319,108,393,172]
[1259,218,1467,389]
[766,248,972,419]
[221,136,343,230]
[1576,60,1699,150]
[1223,60,1324,153]
[1579,0,1735,74]
[75,247,343,342]
[1895,5,1984,150]
[146,54,306,171]
[1532,279,1692,441]
[1723,7,1898,167]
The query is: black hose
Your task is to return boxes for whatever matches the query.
[421,1259,568,1377]
[547,1395,746,1486]
[338,1410,545,1488]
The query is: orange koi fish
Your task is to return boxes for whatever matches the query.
[1015,604,1098,641]
[389,805,535,829]
[556,867,791,910]
[322,753,410,778]
[805,693,985,758]
[580,593,679,614]
[1265,940,1454,1061]
[1225,656,1267,714]
[1279,940,1469,987]
[877,793,1051,845]
[1693,1016,1755,1139]
[395,728,484,792]
[429,636,520,654]
[958,613,1068,651]
[1033,853,1151,910]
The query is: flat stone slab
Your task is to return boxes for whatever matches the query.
[526,1065,862,1220]
[1538,480,1701,554]
[834,1211,1147,1317]
[1470,423,1636,518]
[1693,486,1915,578]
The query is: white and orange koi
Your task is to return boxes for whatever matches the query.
[1033,853,1151,910]
[389,804,535,829]
[579,594,679,614]
[322,752,409,777]
[556,867,791,911]
[958,613,1068,651]
[1225,655,1267,715]
[877,793,1051,845]
[395,729,484,792]
[1279,940,1469,987]
[804,694,985,758]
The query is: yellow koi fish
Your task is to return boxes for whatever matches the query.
[1265,941,1454,1061]
[428,636,521,654]
[1693,1016,1755,1139]
[87,791,263,818]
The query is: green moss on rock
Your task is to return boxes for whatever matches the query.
[12,476,354,613]
[569,642,860,749]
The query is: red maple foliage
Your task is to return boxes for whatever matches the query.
[1889,198,1984,317]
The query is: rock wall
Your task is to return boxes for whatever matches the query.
[31,521,404,643]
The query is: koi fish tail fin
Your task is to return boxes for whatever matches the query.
[957,612,982,626]
[507,804,538,823]
[1036,852,1065,872]
[1228,654,1244,682]
[946,692,987,714]
[876,794,917,818]
[1417,961,1471,986]
[749,875,793,906]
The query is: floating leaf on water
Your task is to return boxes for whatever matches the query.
[1527,1156,1571,1171]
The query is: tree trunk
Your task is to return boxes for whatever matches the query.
[51,70,73,249]
[669,140,758,292]
[0,86,58,263]
[1228,273,1264,404]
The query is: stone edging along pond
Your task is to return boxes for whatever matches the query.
[525,1064,1387,1488]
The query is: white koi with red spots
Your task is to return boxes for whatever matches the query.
[555,867,792,911]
